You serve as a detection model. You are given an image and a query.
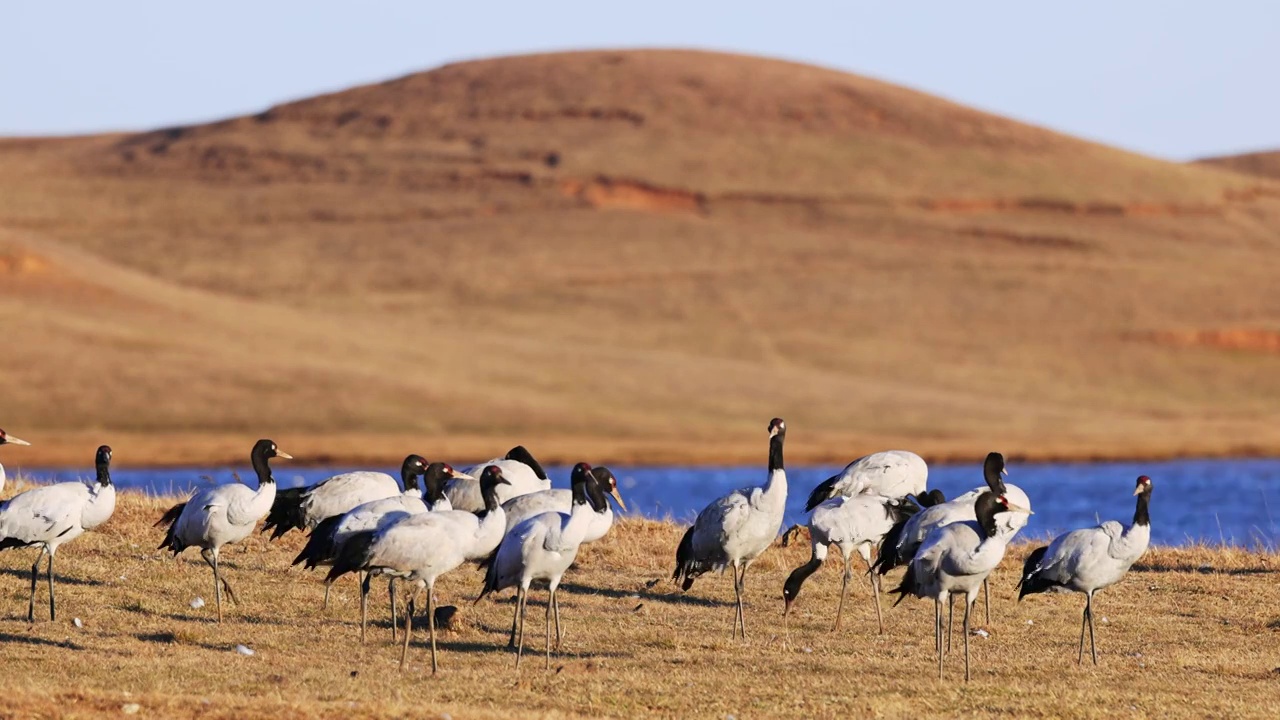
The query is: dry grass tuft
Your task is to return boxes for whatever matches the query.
[0,490,1276,718]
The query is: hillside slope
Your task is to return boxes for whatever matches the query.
[1197,149,1280,181]
[3,49,1280,465]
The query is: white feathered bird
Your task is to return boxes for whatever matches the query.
[156,439,291,622]
[891,491,1032,682]
[501,466,626,540]
[1018,475,1152,665]
[328,465,512,670]
[804,450,928,510]
[783,494,918,634]
[446,445,551,512]
[0,428,32,496]
[476,463,609,670]
[673,418,788,640]
[0,444,117,622]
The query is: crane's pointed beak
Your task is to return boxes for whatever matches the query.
[1004,502,1033,515]
[6,436,30,446]
[609,487,627,512]
[275,450,294,460]
[1132,486,1143,496]
[1001,467,1009,477]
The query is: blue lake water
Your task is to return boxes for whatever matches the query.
[15,458,1280,549]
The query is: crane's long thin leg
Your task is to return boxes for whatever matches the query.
[963,598,972,683]
[389,576,398,642]
[834,555,851,632]
[359,572,371,643]
[322,582,331,610]
[1087,592,1098,666]
[1077,598,1088,664]
[730,561,743,640]
[28,546,46,623]
[201,549,223,623]
[515,587,528,669]
[508,595,519,648]
[46,551,57,622]
[545,589,553,672]
[935,596,944,680]
[861,547,884,635]
[428,585,438,675]
[983,577,992,625]
[738,562,751,640]
[552,590,563,650]
[399,587,419,670]
[947,593,955,655]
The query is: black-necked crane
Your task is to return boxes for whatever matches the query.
[156,439,291,622]
[476,462,608,670]
[0,444,117,622]
[0,428,32,496]
[1019,475,1153,665]
[804,450,928,510]
[891,490,1031,681]
[783,494,917,634]
[329,465,512,671]
[874,452,1031,624]
[673,418,788,640]
[445,445,551,512]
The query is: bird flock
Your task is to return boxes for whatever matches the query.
[0,421,1152,680]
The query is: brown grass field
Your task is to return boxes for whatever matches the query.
[3,50,1280,466]
[0,485,1276,719]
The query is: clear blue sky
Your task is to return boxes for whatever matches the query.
[2,1,1275,160]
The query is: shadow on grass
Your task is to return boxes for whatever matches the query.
[0,632,81,649]
[1132,563,1274,576]
[556,581,733,607]
[0,567,104,587]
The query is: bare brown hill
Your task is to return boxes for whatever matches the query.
[2,49,1280,466]
[1197,149,1280,182]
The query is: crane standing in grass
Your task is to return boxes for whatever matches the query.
[891,491,1031,682]
[156,439,291,622]
[1018,475,1153,665]
[674,418,788,640]
[0,444,117,622]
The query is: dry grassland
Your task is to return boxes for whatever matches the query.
[0,487,1276,719]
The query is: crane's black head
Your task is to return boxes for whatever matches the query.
[590,466,627,512]
[250,439,292,484]
[400,454,428,491]
[1133,475,1153,496]
[94,445,113,486]
[982,452,1008,494]
[0,429,30,447]
[569,462,595,507]
[768,418,786,438]
[479,465,511,512]
[921,489,947,507]
[423,462,456,504]
[974,491,1004,539]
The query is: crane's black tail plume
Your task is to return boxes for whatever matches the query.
[873,518,910,576]
[505,445,547,481]
[325,530,376,584]
[292,514,343,569]
[262,486,308,540]
[889,562,918,607]
[1017,545,1057,599]
[155,502,187,554]
[475,547,504,604]
[672,525,710,591]
[804,476,840,512]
